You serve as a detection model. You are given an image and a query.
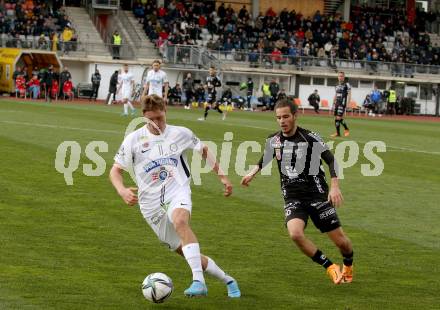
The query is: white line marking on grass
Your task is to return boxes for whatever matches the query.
[0,120,121,134]
[2,119,440,155]
[219,122,440,156]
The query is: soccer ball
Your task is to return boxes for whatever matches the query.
[141,273,173,303]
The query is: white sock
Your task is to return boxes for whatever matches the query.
[123,103,128,114]
[182,243,205,283]
[205,256,234,284]
[127,101,135,110]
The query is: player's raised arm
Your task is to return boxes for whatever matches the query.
[200,144,232,197]
[109,164,138,206]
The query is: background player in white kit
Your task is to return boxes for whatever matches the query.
[109,95,241,298]
[142,60,169,102]
[116,64,136,116]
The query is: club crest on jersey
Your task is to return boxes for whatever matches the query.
[152,167,173,182]
[272,135,282,160]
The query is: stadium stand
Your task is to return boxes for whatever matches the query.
[131,1,440,72]
[0,0,78,53]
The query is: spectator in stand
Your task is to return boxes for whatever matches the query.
[112,30,122,59]
[248,48,259,67]
[38,34,48,49]
[133,1,440,71]
[61,25,74,55]
[271,47,283,67]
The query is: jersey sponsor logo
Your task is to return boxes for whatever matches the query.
[144,157,178,173]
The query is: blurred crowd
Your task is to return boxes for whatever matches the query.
[132,1,440,67]
[0,0,77,53]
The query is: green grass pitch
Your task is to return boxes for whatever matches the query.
[0,100,439,309]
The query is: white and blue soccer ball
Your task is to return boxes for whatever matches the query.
[141,272,173,303]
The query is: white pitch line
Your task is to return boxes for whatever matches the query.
[0,120,121,134]
[217,121,440,156]
[1,119,439,156]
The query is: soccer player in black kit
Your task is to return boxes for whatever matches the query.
[241,99,354,285]
[332,71,351,137]
[198,66,222,121]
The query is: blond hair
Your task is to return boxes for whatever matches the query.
[141,95,166,113]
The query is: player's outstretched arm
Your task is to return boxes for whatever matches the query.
[201,145,232,197]
[109,164,138,206]
[240,166,260,187]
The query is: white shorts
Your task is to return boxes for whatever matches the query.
[141,190,192,251]
[117,87,132,101]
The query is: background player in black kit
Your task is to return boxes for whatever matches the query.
[241,99,354,285]
[198,66,222,121]
[332,72,351,137]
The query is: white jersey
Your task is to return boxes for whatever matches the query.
[114,124,203,217]
[144,69,168,97]
[118,71,134,99]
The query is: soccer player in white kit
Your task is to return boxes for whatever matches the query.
[142,59,169,102]
[116,64,136,116]
[109,95,241,298]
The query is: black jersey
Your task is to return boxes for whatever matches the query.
[335,82,351,106]
[206,75,221,94]
[258,127,338,201]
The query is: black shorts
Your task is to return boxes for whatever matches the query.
[206,92,216,104]
[284,200,341,233]
[334,103,346,117]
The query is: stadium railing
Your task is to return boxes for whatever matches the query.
[0,37,138,59]
[161,44,224,70]
[165,44,440,78]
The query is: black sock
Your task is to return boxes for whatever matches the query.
[341,119,349,130]
[204,106,209,119]
[311,249,333,269]
[335,120,341,136]
[343,251,353,266]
